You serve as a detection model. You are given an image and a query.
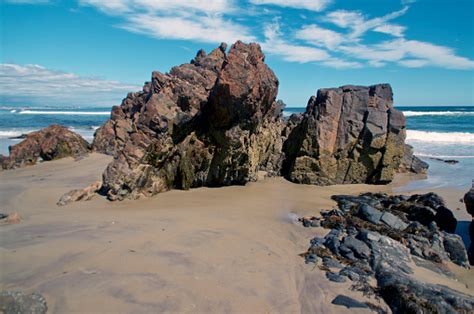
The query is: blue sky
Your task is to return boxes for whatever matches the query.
[1,0,473,107]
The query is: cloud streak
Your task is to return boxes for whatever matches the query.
[0,64,140,105]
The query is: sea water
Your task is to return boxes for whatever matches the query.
[1,105,473,190]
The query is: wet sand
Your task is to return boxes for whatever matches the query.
[0,154,472,313]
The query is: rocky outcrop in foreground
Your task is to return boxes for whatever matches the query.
[1,125,90,170]
[92,41,417,200]
[300,192,472,313]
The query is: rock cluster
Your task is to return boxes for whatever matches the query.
[301,192,473,313]
[91,42,420,200]
[1,124,90,170]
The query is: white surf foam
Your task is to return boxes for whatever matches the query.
[0,130,35,138]
[403,111,474,117]
[406,130,474,143]
[18,110,110,115]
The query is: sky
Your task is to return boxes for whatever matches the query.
[1,0,473,107]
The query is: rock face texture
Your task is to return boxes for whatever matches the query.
[282,84,406,185]
[94,41,285,200]
[1,124,90,170]
[91,42,413,200]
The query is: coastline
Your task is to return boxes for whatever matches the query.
[1,154,472,313]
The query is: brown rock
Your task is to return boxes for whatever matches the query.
[282,84,406,185]
[0,212,21,224]
[1,124,90,170]
[57,181,102,206]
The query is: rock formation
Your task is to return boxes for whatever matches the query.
[282,84,406,185]
[90,42,418,200]
[94,41,285,200]
[1,125,90,170]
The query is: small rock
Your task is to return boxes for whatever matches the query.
[357,203,383,224]
[331,295,368,309]
[340,236,371,259]
[380,211,408,230]
[305,254,318,264]
[326,272,347,283]
[0,212,21,224]
[443,233,469,267]
[322,257,343,269]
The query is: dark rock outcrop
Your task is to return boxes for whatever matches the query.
[301,192,473,314]
[1,125,90,170]
[94,41,285,200]
[464,183,474,264]
[282,84,406,185]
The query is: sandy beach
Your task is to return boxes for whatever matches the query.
[0,154,472,313]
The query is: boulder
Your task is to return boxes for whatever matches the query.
[282,84,406,185]
[1,125,90,170]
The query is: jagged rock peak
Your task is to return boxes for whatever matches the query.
[93,41,285,200]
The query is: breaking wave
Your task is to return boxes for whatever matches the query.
[406,130,474,143]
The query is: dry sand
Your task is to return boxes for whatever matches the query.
[0,154,472,313]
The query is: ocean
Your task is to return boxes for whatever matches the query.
[1,105,473,190]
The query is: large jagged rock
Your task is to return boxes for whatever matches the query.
[94,41,285,200]
[1,124,90,170]
[282,84,406,185]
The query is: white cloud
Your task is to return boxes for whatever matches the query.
[262,21,330,63]
[79,0,234,15]
[79,0,252,44]
[249,0,331,12]
[0,64,140,105]
[322,59,363,69]
[295,24,344,49]
[123,14,255,43]
[325,7,408,39]
[373,24,406,37]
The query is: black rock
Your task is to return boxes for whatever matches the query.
[357,203,383,224]
[406,205,436,226]
[340,236,371,260]
[443,233,469,267]
[380,212,408,230]
[434,206,457,233]
[331,295,368,309]
[322,257,343,269]
[326,272,347,283]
